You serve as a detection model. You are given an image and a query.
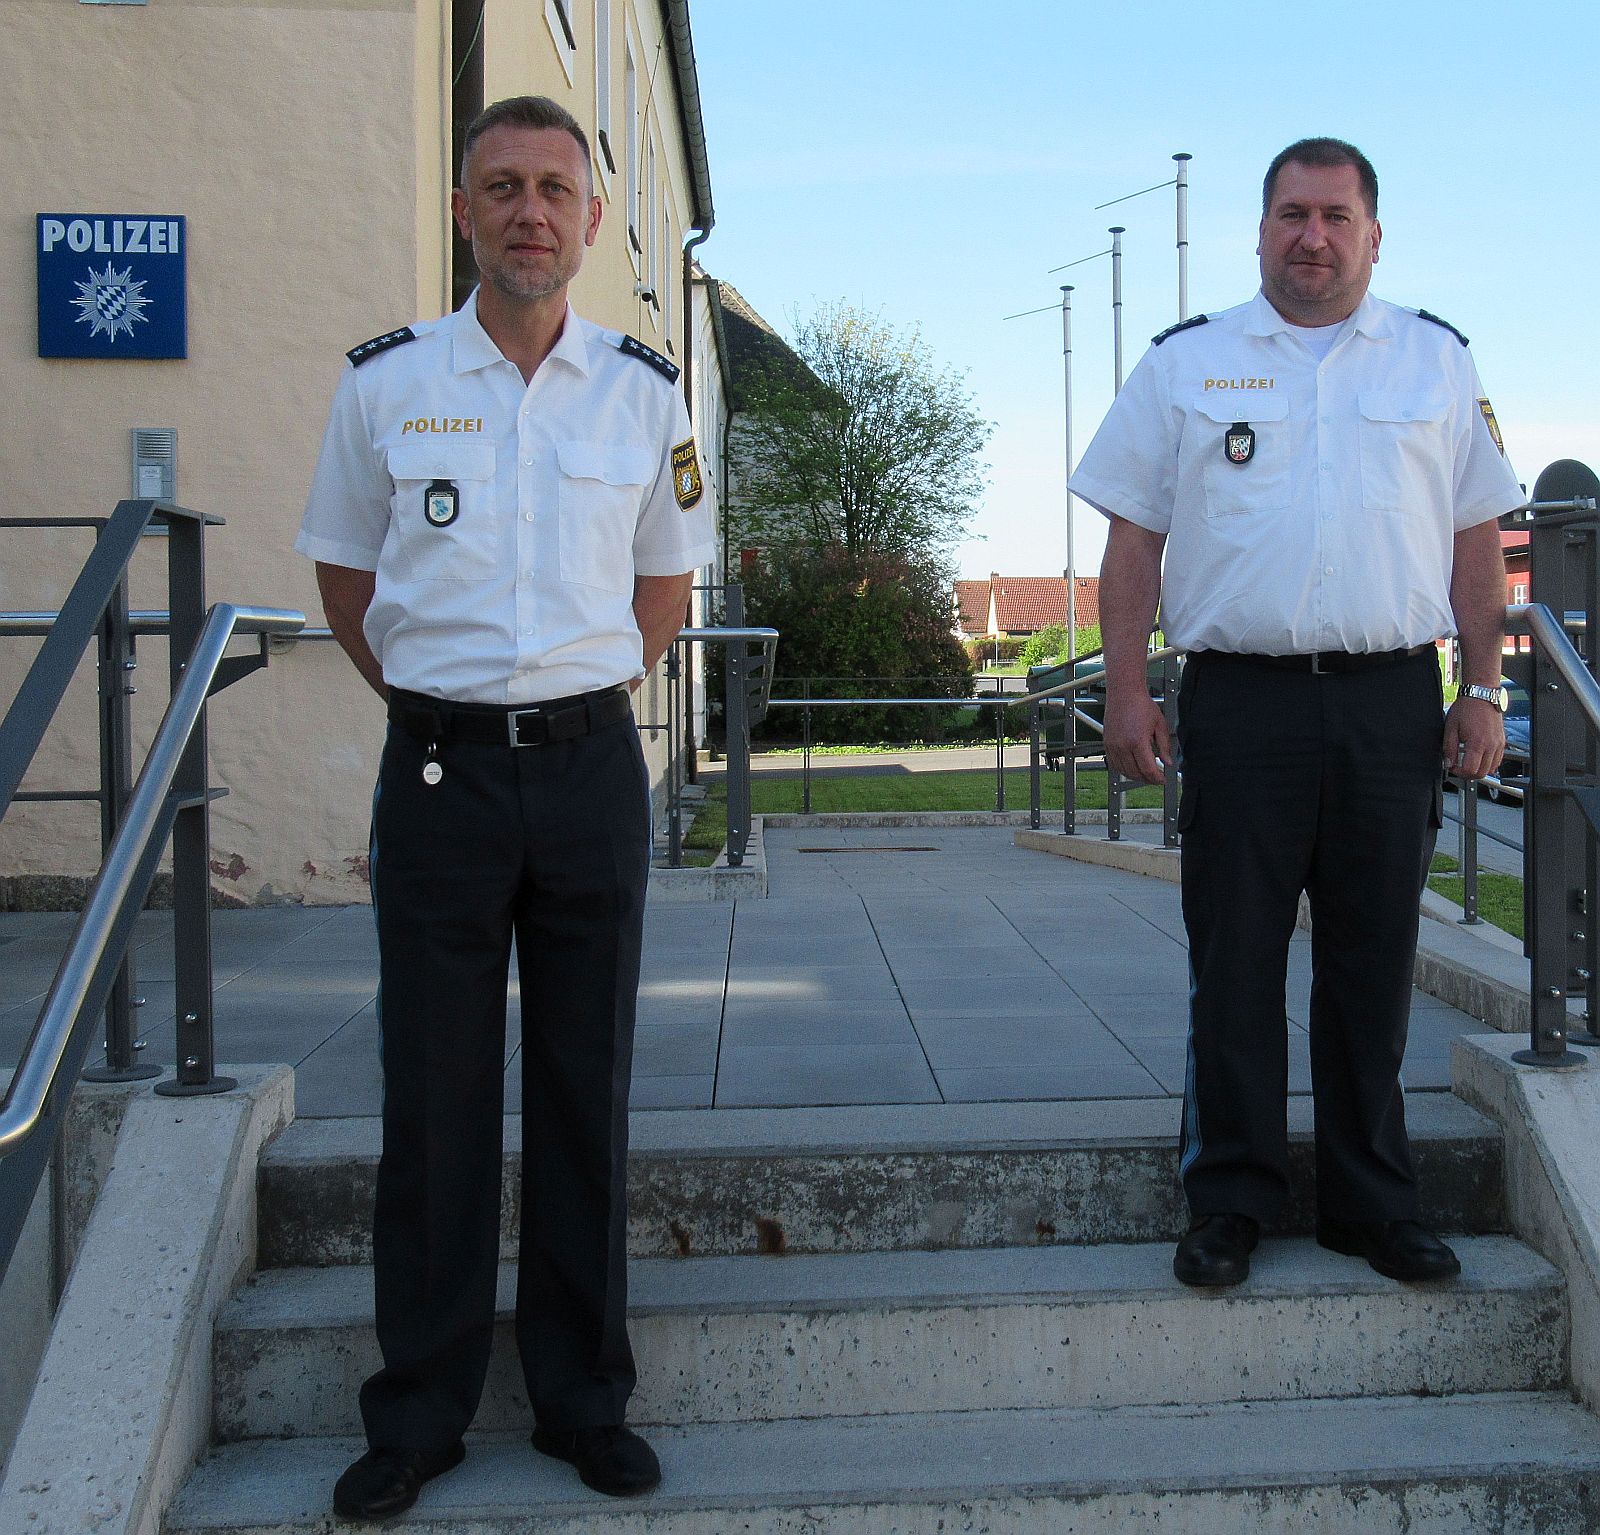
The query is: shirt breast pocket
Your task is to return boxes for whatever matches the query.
[1194,395,1290,518]
[386,440,497,582]
[556,441,654,595]
[1358,392,1451,514]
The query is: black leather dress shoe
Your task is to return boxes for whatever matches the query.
[332,1440,465,1520]
[1173,1213,1259,1287]
[532,1423,661,1497]
[1317,1217,1461,1281]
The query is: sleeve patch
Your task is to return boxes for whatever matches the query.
[346,327,417,367]
[1152,314,1209,346]
[1416,309,1470,347]
[619,334,680,383]
[1477,397,1505,455]
[671,438,704,508]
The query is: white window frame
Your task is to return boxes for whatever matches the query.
[592,0,614,196]
[623,40,640,272]
[544,0,576,85]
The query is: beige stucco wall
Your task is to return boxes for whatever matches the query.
[0,0,711,905]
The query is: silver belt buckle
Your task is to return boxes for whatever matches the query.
[1310,651,1327,674]
[506,706,542,747]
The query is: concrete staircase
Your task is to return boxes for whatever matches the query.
[164,1096,1600,1532]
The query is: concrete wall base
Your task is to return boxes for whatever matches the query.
[1452,1034,1600,1412]
[650,818,767,901]
[0,1072,154,1476]
[0,1065,294,1535]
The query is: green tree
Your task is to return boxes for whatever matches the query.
[744,545,974,743]
[1018,625,1069,669]
[732,302,991,560]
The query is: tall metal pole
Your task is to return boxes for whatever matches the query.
[1173,152,1191,321]
[1109,225,1125,393]
[1061,284,1076,656]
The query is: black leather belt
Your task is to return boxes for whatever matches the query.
[1196,644,1434,675]
[388,685,632,747]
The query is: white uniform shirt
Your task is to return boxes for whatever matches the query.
[296,293,717,703]
[1069,290,1525,655]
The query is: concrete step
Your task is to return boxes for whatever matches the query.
[214,1236,1566,1440]
[257,1097,1505,1267]
[166,1393,1600,1533]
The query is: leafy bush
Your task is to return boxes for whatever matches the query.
[1018,625,1069,669]
[737,545,974,743]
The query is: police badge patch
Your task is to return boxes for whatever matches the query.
[1225,422,1256,465]
[1477,397,1505,455]
[671,438,703,509]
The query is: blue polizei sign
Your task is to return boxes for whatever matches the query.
[37,214,187,359]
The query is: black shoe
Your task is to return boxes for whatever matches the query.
[332,1441,465,1520]
[1317,1217,1461,1282]
[1173,1213,1259,1287]
[532,1422,661,1497]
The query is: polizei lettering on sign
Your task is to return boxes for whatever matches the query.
[36,213,187,359]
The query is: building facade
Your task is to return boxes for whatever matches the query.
[0,0,718,905]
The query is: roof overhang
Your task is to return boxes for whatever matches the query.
[660,0,714,234]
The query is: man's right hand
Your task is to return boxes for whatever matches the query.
[1103,684,1172,785]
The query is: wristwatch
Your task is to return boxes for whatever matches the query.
[1459,683,1507,711]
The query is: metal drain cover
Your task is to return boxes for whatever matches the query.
[796,846,939,853]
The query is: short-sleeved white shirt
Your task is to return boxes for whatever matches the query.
[295,292,717,704]
[1069,290,1525,655]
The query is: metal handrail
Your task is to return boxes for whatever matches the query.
[0,611,313,638]
[0,602,304,1161]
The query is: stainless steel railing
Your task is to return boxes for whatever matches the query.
[0,602,304,1162]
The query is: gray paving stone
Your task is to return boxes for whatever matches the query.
[896,974,1095,1019]
[913,1014,1137,1070]
[633,1025,720,1078]
[630,1074,715,1110]
[724,965,901,1007]
[936,1061,1165,1102]
[715,1041,939,1108]
[720,1005,914,1050]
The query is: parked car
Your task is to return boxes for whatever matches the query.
[1443,676,1528,803]
[1487,680,1530,803]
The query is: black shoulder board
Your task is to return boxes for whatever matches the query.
[1152,314,1209,346]
[346,327,417,367]
[619,334,680,383]
[1416,309,1469,347]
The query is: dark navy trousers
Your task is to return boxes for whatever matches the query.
[361,714,650,1450]
[1175,650,1443,1225]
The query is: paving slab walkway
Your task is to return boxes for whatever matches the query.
[0,828,1482,1116]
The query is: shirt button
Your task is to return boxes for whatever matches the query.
[523,456,534,466]
[1324,565,1335,575]
[524,512,534,522]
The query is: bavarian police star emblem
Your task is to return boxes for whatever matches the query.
[1225,422,1256,465]
[671,437,703,509]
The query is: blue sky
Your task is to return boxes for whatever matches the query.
[689,0,1599,581]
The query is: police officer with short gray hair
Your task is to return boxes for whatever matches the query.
[297,95,713,1519]
[1071,137,1521,1292]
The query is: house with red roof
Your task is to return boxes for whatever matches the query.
[953,573,1101,640]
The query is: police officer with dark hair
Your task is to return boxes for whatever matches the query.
[297,95,713,1519]
[1072,137,1521,1290]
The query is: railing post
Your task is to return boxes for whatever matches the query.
[666,639,682,869]
[156,512,234,1097]
[723,585,750,868]
[83,555,158,1083]
[1458,778,1481,925]
[802,680,812,817]
[1063,686,1077,837]
[1028,702,1042,830]
[1161,653,1180,850]
[994,701,1005,812]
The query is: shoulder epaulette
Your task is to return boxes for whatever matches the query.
[619,334,680,383]
[346,327,417,367]
[1152,314,1209,346]
[1416,309,1469,347]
